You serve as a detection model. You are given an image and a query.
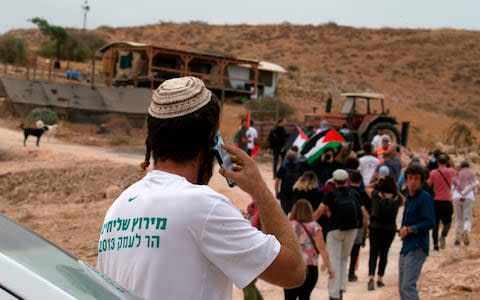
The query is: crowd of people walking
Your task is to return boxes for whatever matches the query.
[95,76,477,300]
[263,122,478,300]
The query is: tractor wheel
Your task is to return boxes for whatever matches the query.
[367,122,401,145]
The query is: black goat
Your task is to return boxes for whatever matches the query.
[20,124,49,147]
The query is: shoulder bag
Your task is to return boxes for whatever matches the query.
[298,222,320,254]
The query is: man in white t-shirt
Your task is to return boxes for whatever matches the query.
[246,120,258,156]
[358,143,380,185]
[371,128,385,150]
[96,77,305,300]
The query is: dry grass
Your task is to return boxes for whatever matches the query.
[6,24,480,149]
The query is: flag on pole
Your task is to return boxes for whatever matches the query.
[282,124,307,151]
[301,129,345,164]
[292,125,308,150]
[245,112,251,128]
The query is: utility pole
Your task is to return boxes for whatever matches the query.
[81,0,90,30]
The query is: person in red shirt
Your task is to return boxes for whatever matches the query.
[427,153,456,250]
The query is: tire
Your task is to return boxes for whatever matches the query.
[366,122,401,145]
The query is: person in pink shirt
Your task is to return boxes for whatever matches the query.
[427,153,456,251]
[286,199,334,300]
[452,161,479,246]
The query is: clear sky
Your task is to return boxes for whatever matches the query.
[1,0,479,34]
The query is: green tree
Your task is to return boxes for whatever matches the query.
[37,30,106,62]
[29,17,69,62]
[0,35,29,64]
[65,31,106,61]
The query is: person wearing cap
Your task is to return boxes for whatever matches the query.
[312,169,369,300]
[96,77,305,300]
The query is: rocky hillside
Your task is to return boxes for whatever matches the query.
[6,23,480,149]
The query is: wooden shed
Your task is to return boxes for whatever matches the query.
[97,41,285,100]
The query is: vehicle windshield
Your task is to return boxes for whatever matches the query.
[341,97,384,115]
[0,215,138,300]
[341,97,354,114]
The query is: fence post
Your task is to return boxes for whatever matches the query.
[90,54,96,88]
[32,56,37,80]
[48,58,53,82]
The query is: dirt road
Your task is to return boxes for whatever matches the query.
[0,126,477,300]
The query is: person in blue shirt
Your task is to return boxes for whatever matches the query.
[398,164,435,300]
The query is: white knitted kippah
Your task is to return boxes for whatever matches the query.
[148,76,212,119]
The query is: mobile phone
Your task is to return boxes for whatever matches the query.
[213,132,236,187]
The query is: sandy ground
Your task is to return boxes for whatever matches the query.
[0,125,478,300]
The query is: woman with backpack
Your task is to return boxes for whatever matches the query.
[366,175,403,290]
[285,199,334,300]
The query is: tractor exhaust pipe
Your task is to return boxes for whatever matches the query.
[401,121,410,147]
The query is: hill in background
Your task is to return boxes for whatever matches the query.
[7,23,480,149]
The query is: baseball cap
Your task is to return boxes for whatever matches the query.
[332,169,348,181]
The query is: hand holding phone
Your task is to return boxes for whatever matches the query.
[213,132,236,187]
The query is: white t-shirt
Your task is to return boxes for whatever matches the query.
[247,127,258,150]
[358,155,380,185]
[97,170,280,300]
[371,134,383,149]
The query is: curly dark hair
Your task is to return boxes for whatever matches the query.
[404,164,427,183]
[141,94,221,170]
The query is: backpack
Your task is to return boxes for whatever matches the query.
[281,164,302,204]
[333,188,362,230]
[372,192,399,226]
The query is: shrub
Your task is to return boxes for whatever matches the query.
[0,35,29,64]
[245,98,295,121]
[445,122,476,148]
[27,108,58,125]
[287,64,299,72]
[446,108,476,121]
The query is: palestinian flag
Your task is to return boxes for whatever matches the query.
[292,125,308,150]
[283,124,308,151]
[301,129,345,164]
